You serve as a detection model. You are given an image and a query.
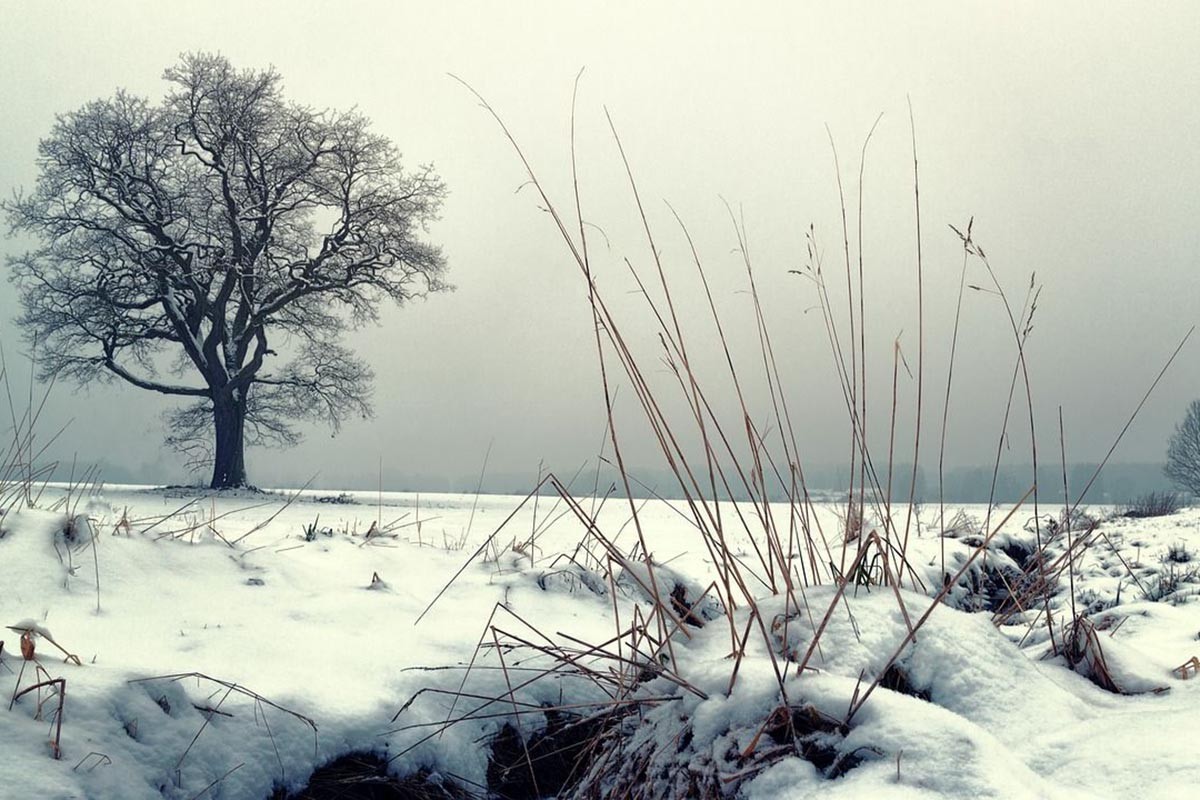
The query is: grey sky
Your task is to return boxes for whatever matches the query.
[1,1,1197,490]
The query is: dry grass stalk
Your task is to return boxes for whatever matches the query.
[1173,657,1200,680]
[128,670,317,779]
[383,79,1197,795]
[12,676,66,759]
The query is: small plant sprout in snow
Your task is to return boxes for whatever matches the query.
[1166,541,1193,564]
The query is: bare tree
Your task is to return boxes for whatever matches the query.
[4,53,447,488]
[1165,399,1200,495]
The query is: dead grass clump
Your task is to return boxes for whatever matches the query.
[1060,615,1168,695]
[1063,616,1121,693]
[314,492,357,506]
[1118,491,1182,519]
[565,712,720,800]
[402,80,1192,799]
[274,753,470,799]
[1165,541,1193,564]
[1143,556,1200,604]
[1075,587,1119,615]
[941,509,978,540]
[302,517,334,542]
[750,704,871,780]
[564,700,870,799]
[487,707,609,799]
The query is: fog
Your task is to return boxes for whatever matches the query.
[1,1,1197,493]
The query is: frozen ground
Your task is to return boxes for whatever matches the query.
[0,484,1198,798]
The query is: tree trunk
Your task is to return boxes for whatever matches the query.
[210,390,248,489]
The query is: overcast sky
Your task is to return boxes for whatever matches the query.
[1,2,1197,491]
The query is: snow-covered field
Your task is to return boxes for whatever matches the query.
[1,484,1198,799]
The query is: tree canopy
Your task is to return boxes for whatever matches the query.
[5,52,448,487]
[1165,399,1200,495]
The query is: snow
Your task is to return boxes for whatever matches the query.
[1,485,1198,798]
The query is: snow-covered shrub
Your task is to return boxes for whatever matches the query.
[1119,491,1182,519]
